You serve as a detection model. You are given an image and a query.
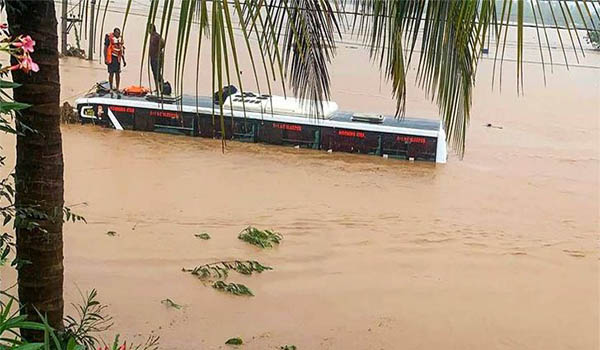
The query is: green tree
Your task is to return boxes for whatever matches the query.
[5,0,64,341]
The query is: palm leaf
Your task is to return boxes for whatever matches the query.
[113,0,600,157]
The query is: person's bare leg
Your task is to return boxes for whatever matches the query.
[108,73,114,90]
[115,73,120,91]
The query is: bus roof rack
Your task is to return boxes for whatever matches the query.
[145,94,182,104]
[352,113,384,124]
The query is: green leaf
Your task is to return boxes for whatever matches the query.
[11,258,32,269]
[1,246,9,259]
[183,260,271,280]
[66,336,81,350]
[0,101,30,114]
[0,80,21,89]
[17,321,48,331]
[225,337,243,345]
[13,343,44,350]
[238,226,282,248]
[212,281,254,296]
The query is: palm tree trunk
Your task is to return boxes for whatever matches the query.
[6,0,64,340]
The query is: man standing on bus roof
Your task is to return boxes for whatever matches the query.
[148,24,165,92]
[104,27,126,94]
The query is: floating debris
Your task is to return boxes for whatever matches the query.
[485,123,503,129]
[161,298,182,309]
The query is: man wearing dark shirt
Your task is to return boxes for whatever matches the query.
[148,25,165,92]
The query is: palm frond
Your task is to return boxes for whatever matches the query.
[113,0,600,157]
[348,0,599,155]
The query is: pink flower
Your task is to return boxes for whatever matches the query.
[13,35,35,53]
[21,54,39,73]
[9,54,39,73]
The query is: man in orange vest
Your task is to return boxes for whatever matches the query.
[104,27,127,94]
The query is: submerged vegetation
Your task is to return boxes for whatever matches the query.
[225,337,244,345]
[183,260,271,296]
[194,232,211,240]
[212,281,254,296]
[183,260,272,279]
[238,226,283,248]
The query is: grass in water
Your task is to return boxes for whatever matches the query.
[238,226,283,248]
[194,232,211,240]
[281,346,297,350]
[213,281,253,296]
[106,231,117,237]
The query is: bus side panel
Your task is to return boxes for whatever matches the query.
[197,113,216,138]
[211,116,235,140]
[230,118,256,141]
[133,108,155,131]
[256,121,318,148]
[107,105,135,130]
[381,133,437,161]
[321,127,380,154]
[147,109,196,135]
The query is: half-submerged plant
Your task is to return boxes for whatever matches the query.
[183,260,270,296]
[194,232,211,240]
[281,346,297,350]
[182,260,272,280]
[225,337,243,345]
[213,281,253,296]
[238,226,283,248]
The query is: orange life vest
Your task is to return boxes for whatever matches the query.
[123,85,150,96]
[105,33,123,64]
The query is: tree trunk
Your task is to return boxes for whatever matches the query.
[6,0,64,341]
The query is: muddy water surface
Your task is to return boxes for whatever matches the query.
[2,6,600,349]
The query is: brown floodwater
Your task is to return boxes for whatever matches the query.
[1,6,599,350]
